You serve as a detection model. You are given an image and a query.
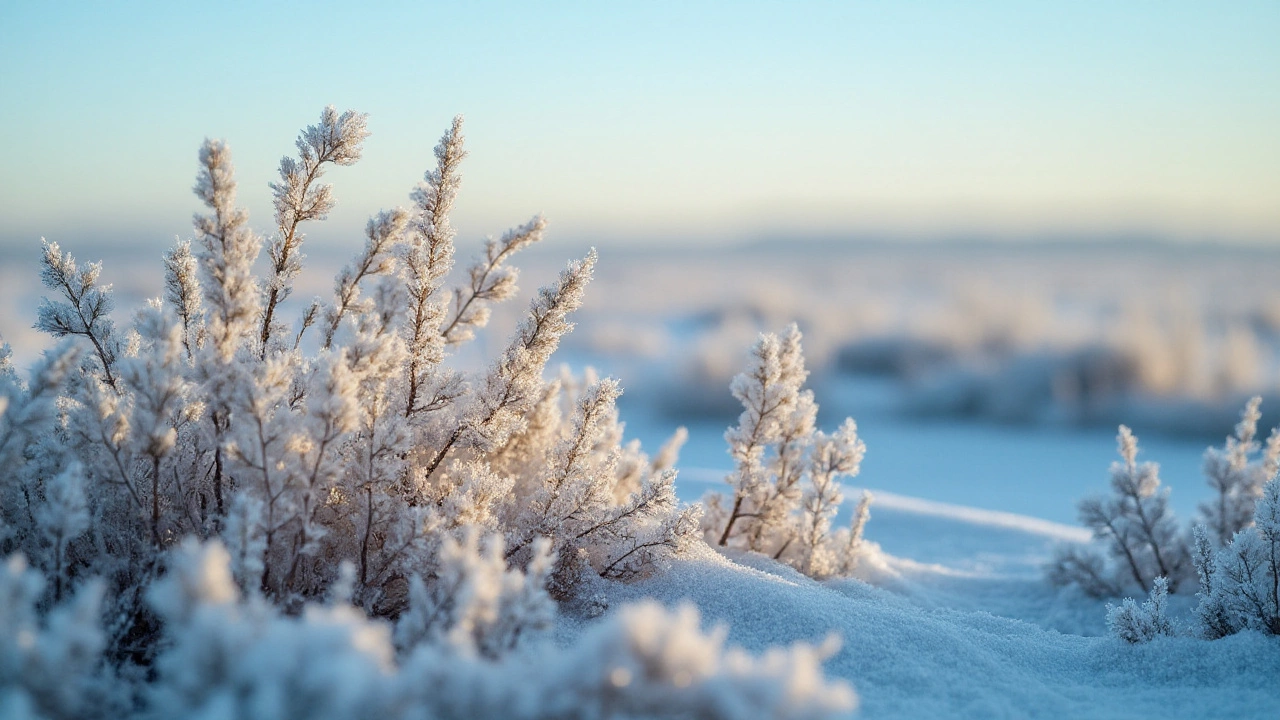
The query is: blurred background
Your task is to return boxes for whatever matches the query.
[2,1,1278,525]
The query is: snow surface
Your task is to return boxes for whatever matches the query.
[576,537,1279,719]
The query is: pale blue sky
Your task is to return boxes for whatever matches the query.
[1,1,1277,252]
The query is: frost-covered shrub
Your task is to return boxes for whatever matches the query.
[0,108,765,711]
[1106,575,1175,643]
[391,599,856,720]
[1054,397,1279,604]
[142,539,393,720]
[144,540,854,720]
[394,528,555,658]
[0,537,856,720]
[0,555,123,720]
[703,325,871,579]
[1190,524,1235,639]
[0,341,81,561]
[504,601,858,720]
[1193,474,1280,637]
[1199,396,1280,547]
[15,107,693,601]
[1049,426,1191,597]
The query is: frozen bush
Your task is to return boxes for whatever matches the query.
[0,106,867,717]
[1049,426,1191,597]
[144,539,397,720]
[1199,396,1280,546]
[705,325,870,579]
[395,600,857,720]
[0,555,123,720]
[6,108,695,622]
[1193,474,1280,637]
[1190,524,1234,639]
[1106,576,1175,643]
[394,528,555,658]
[141,540,854,720]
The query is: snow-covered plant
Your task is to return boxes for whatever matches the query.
[797,423,867,578]
[499,377,702,596]
[394,600,857,720]
[261,107,370,355]
[0,555,122,719]
[2,108,700,685]
[705,325,870,578]
[1193,473,1280,636]
[145,539,395,720]
[191,136,262,364]
[0,105,871,717]
[507,601,858,720]
[401,115,465,418]
[0,341,80,559]
[35,241,120,391]
[1049,426,1191,597]
[1199,396,1280,546]
[1106,575,1175,644]
[834,490,873,578]
[139,539,854,720]
[395,528,555,658]
[1190,524,1234,639]
[162,240,205,358]
[713,324,812,553]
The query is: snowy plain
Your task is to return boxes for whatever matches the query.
[3,238,1279,717]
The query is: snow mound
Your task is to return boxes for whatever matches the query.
[585,544,1280,720]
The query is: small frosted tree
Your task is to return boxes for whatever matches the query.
[796,421,867,578]
[706,325,870,578]
[1199,396,1280,546]
[711,324,809,553]
[1193,473,1280,636]
[1190,524,1234,639]
[1049,425,1190,596]
[1106,575,1175,643]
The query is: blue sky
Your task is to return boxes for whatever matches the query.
[1,1,1277,252]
